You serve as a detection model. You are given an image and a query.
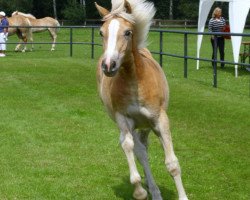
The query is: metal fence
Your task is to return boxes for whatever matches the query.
[4,25,250,88]
[149,29,250,87]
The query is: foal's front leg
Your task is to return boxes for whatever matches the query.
[116,113,147,200]
[155,111,188,200]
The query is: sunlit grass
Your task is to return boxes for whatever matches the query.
[0,28,249,199]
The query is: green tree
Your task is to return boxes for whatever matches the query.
[62,0,86,24]
[176,0,199,20]
[0,0,33,16]
[32,0,53,18]
[53,0,57,19]
[86,0,111,19]
[151,0,180,19]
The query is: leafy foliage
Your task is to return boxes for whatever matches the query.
[0,0,33,16]
[176,0,199,20]
[0,0,249,25]
[62,0,86,25]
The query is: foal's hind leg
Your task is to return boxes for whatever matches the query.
[48,28,56,51]
[15,32,24,52]
[133,129,162,200]
[29,33,34,51]
[15,40,22,52]
[154,111,188,200]
[116,114,147,200]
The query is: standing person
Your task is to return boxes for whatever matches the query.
[208,7,226,68]
[0,11,9,57]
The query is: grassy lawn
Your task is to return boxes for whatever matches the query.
[0,28,249,199]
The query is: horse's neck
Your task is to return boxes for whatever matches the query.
[117,34,151,79]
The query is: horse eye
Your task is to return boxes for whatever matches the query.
[99,31,104,37]
[125,30,132,37]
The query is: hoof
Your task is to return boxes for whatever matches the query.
[133,187,147,200]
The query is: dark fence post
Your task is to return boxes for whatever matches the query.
[91,27,95,59]
[159,31,163,67]
[213,35,218,88]
[70,27,73,57]
[184,32,188,78]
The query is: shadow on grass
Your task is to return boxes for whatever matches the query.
[112,177,176,200]
[200,62,249,77]
[217,64,250,77]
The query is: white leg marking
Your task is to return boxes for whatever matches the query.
[121,133,141,184]
[51,35,56,51]
[116,113,147,200]
[156,111,188,200]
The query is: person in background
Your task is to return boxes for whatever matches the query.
[208,7,226,68]
[0,11,9,57]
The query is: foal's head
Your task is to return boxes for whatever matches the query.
[95,1,134,77]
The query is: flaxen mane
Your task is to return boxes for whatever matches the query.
[103,0,155,49]
[12,11,36,19]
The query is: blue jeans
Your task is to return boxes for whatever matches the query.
[211,36,225,67]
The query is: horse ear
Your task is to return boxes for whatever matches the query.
[124,0,132,14]
[95,2,110,17]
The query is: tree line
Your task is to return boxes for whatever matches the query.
[0,0,248,25]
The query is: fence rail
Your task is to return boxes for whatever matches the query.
[3,25,250,88]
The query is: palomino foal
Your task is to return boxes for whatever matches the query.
[96,0,188,199]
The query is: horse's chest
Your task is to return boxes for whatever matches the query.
[126,102,153,127]
[100,74,156,127]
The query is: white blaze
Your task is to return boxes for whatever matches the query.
[105,19,120,66]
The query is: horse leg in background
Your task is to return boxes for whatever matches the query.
[133,129,162,200]
[15,39,22,51]
[21,37,28,52]
[154,111,188,200]
[15,31,23,51]
[48,28,57,51]
[21,27,33,52]
[28,29,34,51]
[117,113,147,200]
[16,30,29,52]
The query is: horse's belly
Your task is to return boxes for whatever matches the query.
[126,104,154,128]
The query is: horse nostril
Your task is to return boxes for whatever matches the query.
[101,59,117,76]
[101,60,107,71]
[110,61,116,71]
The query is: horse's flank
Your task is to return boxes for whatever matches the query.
[25,17,60,33]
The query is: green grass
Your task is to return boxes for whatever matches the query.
[0,28,249,199]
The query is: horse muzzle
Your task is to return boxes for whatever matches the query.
[101,59,118,77]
